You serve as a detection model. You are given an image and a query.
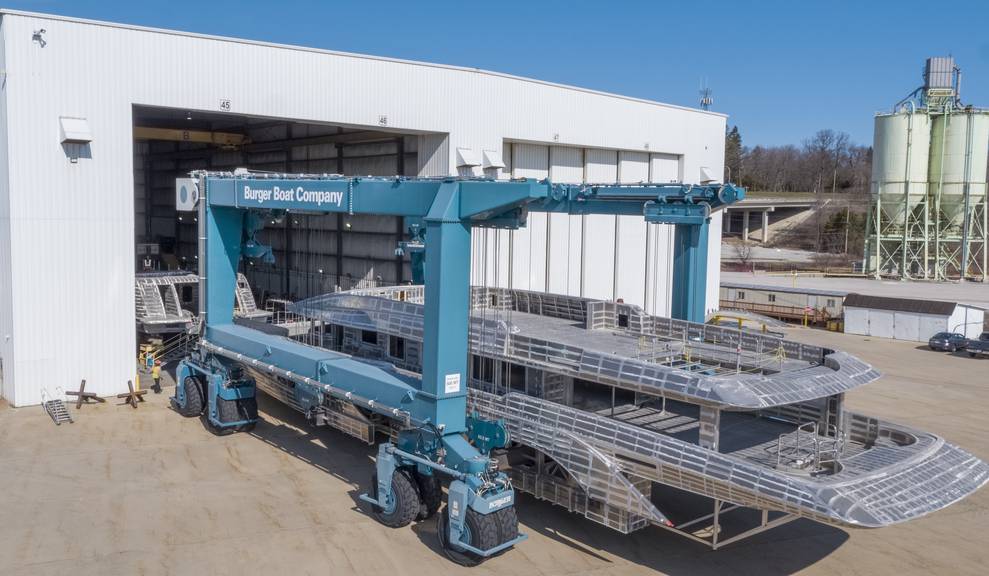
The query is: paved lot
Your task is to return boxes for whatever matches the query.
[0,329,986,575]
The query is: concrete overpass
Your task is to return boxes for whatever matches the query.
[722,193,820,243]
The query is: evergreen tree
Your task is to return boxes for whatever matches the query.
[725,126,742,183]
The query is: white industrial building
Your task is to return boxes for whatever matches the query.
[0,10,728,406]
[843,294,985,342]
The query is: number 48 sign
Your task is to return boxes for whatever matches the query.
[219,99,231,112]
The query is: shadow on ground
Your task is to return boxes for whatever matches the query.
[912,345,979,358]
[246,392,849,575]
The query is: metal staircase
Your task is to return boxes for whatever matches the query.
[40,388,73,425]
[148,329,201,364]
[162,284,183,317]
[137,283,166,318]
[235,274,259,316]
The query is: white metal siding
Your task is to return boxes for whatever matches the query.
[582,149,619,300]
[706,210,724,312]
[844,308,869,337]
[949,305,984,339]
[0,11,727,405]
[868,310,895,339]
[616,151,649,305]
[650,153,681,183]
[647,154,680,314]
[416,134,449,177]
[461,141,718,317]
[508,143,549,291]
[918,314,947,341]
[892,312,919,341]
[844,307,974,342]
[547,146,583,296]
[0,19,12,402]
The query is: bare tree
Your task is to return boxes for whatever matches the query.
[733,241,753,267]
[733,128,867,197]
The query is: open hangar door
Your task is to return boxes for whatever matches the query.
[133,106,431,310]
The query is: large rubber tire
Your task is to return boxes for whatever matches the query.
[437,505,501,567]
[414,472,442,521]
[372,469,421,528]
[217,396,258,426]
[204,415,238,436]
[178,376,203,417]
[493,506,519,551]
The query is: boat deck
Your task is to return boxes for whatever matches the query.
[482,308,811,375]
[586,398,893,478]
[292,287,882,410]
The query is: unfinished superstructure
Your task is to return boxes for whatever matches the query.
[135,272,270,335]
[256,285,989,547]
[168,170,984,560]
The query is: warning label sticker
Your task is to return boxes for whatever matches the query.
[444,373,461,394]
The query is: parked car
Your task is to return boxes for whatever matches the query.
[928,332,968,352]
[966,332,989,358]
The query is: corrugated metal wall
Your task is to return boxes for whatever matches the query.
[0,11,726,405]
[0,18,12,402]
[471,143,721,317]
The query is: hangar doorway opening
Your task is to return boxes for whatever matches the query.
[132,106,442,340]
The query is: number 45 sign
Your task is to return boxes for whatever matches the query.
[219,99,231,112]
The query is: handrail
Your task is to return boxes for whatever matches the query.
[145,329,201,364]
[776,421,846,471]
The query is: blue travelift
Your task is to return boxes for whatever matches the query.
[170,170,742,564]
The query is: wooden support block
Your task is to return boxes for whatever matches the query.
[65,379,105,409]
[116,380,147,409]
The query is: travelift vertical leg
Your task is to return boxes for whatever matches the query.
[421,183,471,432]
[671,219,710,323]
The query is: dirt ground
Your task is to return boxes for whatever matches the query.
[0,328,986,576]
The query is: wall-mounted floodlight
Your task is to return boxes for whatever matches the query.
[32,29,46,48]
[59,116,92,144]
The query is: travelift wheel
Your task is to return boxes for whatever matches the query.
[493,506,519,551]
[178,376,203,417]
[203,414,237,436]
[436,506,501,567]
[371,469,421,528]
[214,396,258,433]
[414,472,442,521]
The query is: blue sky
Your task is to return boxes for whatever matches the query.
[6,0,989,147]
